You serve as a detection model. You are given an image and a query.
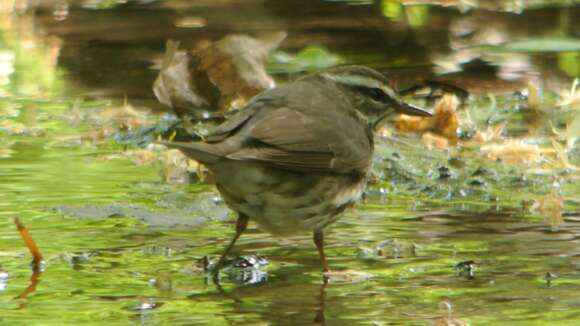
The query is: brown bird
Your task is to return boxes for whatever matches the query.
[164,65,431,275]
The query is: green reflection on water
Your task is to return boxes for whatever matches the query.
[0,3,579,326]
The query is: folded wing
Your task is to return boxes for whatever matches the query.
[226,107,373,175]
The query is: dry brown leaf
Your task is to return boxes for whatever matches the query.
[154,32,286,118]
[480,140,541,164]
[422,132,450,150]
[198,32,286,111]
[395,94,459,139]
[432,94,460,139]
[472,124,505,144]
[153,40,212,118]
[394,114,433,132]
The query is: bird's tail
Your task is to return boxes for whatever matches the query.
[159,141,223,165]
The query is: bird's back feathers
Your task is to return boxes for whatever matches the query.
[165,73,375,175]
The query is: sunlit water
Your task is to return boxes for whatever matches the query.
[1,1,579,325]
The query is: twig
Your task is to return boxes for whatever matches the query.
[14,217,43,270]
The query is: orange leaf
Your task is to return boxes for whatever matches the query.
[422,132,450,150]
[432,94,459,139]
[395,94,459,140]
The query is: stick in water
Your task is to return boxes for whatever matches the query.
[14,217,43,269]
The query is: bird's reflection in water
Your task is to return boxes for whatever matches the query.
[191,267,333,326]
[314,280,328,325]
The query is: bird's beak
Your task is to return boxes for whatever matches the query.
[392,100,432,117]
[373,98,432,131]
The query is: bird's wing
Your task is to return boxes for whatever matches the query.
[203,107,256,142]
[226,107,373,174]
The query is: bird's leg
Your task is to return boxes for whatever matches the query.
[313,229,330,273]
[212,213,249,275]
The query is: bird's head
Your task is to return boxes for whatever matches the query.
[317,65,432,129]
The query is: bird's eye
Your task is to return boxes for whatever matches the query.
[367,88,385,102]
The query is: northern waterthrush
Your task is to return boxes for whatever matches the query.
[165,65,431,275]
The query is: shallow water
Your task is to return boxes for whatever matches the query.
[1,1,579,325]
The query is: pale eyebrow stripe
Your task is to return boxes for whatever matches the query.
[321,73,395,98]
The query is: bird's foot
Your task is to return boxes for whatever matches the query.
[206,255,270,285]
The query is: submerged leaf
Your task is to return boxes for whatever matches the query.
[480,140,541,164]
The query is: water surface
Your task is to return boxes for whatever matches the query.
[0,1,579,325]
